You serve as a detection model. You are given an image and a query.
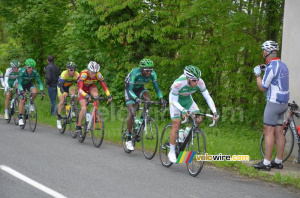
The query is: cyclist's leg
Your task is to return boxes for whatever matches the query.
[30,86,37,101]
[18,85,28,125]
[4,88,11,116]
[274,104,288,161]
[57,87,65,116]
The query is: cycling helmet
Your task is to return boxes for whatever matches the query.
[87,61,100,72]
[261,40,279,52]
[184,65,201,79]
[67,61,77,69]
[25,58,36,67]
[10,60,20,68]
[139,59,154,68]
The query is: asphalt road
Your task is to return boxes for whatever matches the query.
[0,118,299,198]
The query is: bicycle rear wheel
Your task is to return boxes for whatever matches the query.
[59,105,67,134]
[28,103,37,132]
[260,125,294,163]
[141,117,158,160]
[13,99,19,125]
[121,115,133,154]
[91,110,105,148]
[69,105,78,138]
[7,101,13,123]
[159,123,173,168]
[186,128,206,177]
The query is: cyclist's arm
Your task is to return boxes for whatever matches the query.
[201,90,217,113]
[58,78,66,93]
[4,69,10,88]
[151,71,163,99]
[18,74,24,91]
[128,83,138,99]
[35,73,44,91]
[169,92,185,111]
[77,80,87,97]
[261,67,274,91]
[100,81,111,96]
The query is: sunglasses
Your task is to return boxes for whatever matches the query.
[69,69,76,72]
[143,69,153,72]
[189,78,198,82]
[27,67,33,69]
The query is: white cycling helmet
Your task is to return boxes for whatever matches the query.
[261,40,279,52]
[87,61,100,72]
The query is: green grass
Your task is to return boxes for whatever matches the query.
[1,93,299,189]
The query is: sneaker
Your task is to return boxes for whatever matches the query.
[71,112,76,118]
[4,113,9,120]
[19,119,24,126]
[126,141,134,151]
[252,160,271,171]
[168,152,177,163]
[76,126,82,138]
[271,160,283,169]
[57,120,62,129]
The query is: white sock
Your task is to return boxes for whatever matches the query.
[263,159,271,165]
[275,158,282,164]
[170,144,175,153]
[5,109,8,114]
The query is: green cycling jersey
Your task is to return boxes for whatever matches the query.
[18,67,43,91]
[125,67,163,99]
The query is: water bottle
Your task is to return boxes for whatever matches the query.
[184,127,191,138]
[66,105,70,116]
[134,118,140,130]
[178,129,185,143]
[10,99,14,108]
[86,112,91,121]
[297,126,300,137]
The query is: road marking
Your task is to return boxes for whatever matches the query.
[0,165,67,198]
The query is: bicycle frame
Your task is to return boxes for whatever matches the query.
[177,113,215,156]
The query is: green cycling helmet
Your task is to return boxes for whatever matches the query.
[25,58,36,67]
[10,60,20,68]
[139,59,154,68]
[184,65,201,79]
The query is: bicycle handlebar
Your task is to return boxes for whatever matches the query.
[135,100,166,112]
[181,112,217,127]
[86,96,112,106]
[20,92,45,100]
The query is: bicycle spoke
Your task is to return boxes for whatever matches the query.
[28,103,37,132]
[186,129,206,177]
[141,118,158,160]
[91,110,105,148]
[69,105,78,138]
[159,123,173,167]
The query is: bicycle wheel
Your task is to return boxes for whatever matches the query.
[13,99,19,125]
[121,115,133,154]
[78,119,87,143]
[186,128,206,177]
[69,105,78,138]
[28,103,37,132]
[141,117,158,160]
[91,110,105,148]
[260,125,294,163]
[59,105,67,134]
[7,101,13,123]
[159,123,173,168]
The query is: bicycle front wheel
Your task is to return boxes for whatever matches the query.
[260,125,294,163]
[69,105,79,138]
[91,110,105,148]
[59,104,67,134]
[28,103,37,132]
[78,119,87,143]
[159,123,173,168]
[121,115,133,154]
[186,128,206,177]
[7,101,13,123]
[13,99,19,126]
[141,117,158,160]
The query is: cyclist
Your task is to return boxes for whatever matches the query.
[124,58,166,151]
[76,61,112,138]
[18,58,45,126]
[3,60,20,120]
[253,40,289,171]
[56,62,79,129]
[168,65,218,163]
